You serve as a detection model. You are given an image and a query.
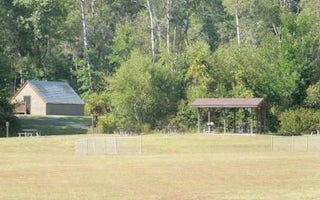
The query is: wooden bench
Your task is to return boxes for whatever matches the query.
[19,129,40,137]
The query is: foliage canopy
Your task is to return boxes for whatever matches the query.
[1,0,320,134]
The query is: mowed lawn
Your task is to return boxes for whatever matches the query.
[0,134,320,200]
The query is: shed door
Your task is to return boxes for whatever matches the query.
[23,96,31,114]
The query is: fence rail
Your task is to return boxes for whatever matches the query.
[272,135,320,152]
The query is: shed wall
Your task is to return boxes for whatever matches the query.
[12,84,46,115]
[46,104,84,116]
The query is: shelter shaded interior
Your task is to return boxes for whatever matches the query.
[191,98,267,134]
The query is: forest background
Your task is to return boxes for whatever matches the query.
[0,0,320,135]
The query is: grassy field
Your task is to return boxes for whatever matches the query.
[0,134,320,200]
[16,115,92,135]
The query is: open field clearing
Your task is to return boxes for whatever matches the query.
[0,134,320,200]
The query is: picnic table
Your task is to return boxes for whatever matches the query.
[19,129,40,137]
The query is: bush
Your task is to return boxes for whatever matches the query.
[82,92,110,116]
[305,81,320,108]
[0,115,20,137]
[278,108,320,135]
[167,100,198,132]
[0,98,20,137]
[100,114,152,134]
[99,114,118,134]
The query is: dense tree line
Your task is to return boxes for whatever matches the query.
[0,0,320,134]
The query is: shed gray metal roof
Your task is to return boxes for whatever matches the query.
[28,80,84,104]
[190,98,265,108]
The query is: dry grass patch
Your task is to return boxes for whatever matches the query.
[0,134,319,199]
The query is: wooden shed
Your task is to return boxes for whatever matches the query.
[11,80,85,116]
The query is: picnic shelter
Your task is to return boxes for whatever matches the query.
[191,98,267,134]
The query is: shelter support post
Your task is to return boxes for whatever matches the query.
[208,110,211,133]
[223,109,226,134]
[197,108,201,133]
[250,108,253,134]
[257,106,266,133]
[233,109,236,133]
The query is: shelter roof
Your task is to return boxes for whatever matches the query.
[14,80,84,105]
[190,98,265,108]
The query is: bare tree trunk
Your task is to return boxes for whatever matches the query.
[236,0,241,48]
[20,69,24,85]
[279,0,286,9]
[146,0,156,63]
[80,0,88,53]
[90,0,95,18]
[90,0,95,34]
[184,0,190,46]
[272,23,281,42]
[79,0,93,90]
[173,26,176,54]
[166,0,171,54]
[15,52,25,85]
[11,62,17,94]
[158,24,161,49]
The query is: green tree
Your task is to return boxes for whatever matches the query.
[11,0,73,81]
[185,40,213,101]
[192,0,233,50]
[109,22,136,71]
[108,50,153,128]
[305,81,320,108]
[149,59,184,126]
[278,4,320,106]
[0,26,19,136]
[108,48,184,131]
[82,91,110,115]
[279,108,320,136]
[0,56,17,136]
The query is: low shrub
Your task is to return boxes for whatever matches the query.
[99,115,118,134]
[278,108,320,135]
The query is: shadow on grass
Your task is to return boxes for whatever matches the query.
[17,115,92,136]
